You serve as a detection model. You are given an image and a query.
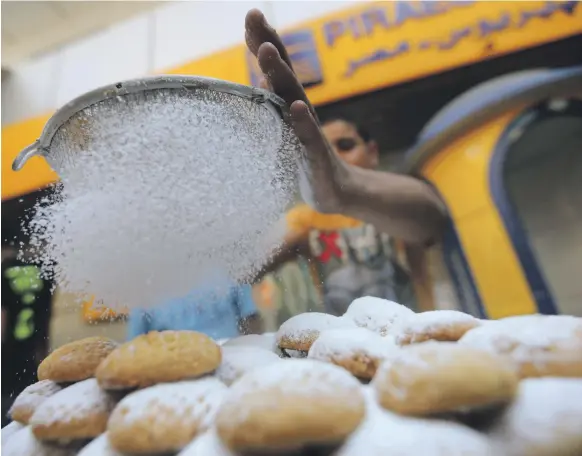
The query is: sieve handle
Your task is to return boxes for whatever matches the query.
[12,141,42,171]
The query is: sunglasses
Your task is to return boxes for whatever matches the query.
[334,138,358,152]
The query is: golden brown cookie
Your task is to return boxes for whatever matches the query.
[489,378,582,456]
[9,380,63,424]
[177,428,235,456]
[30,378,116,441]
[336,387,492,456]
[95,330,221,390]
[459,314,582,378]
[107,378,227,454]
[276,312,357,352]
[343,297,414,336]
[308,328,400,380]
[372,342,518,416]
[38,337,119,383]
[394,310,482,345]
[216,359,365,452]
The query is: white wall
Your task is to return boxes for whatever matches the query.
[2,1,356,126]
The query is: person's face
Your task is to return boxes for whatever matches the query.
[322,120,379,169]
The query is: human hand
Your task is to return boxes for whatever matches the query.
[245,9,351,213]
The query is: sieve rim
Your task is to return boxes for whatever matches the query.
[12,75,289,171]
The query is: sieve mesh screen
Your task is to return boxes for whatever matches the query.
[26,87,299,309]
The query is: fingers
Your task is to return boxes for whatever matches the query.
[290,101,327,152]
[257,43,318,121]
[245,9,293,70]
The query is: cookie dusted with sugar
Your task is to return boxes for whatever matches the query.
[336,387,492,456]
[177,428,236,456]
[276,312,357,353]
[107,377,227,454]
[1,421,25,448]
[2,426,77,456]
[343,297,414,336]
[459,314,582,378]
[9,380,63,424]
[96,330,221,390]
[394,310,482,345]
[30,378,116,441]
[215,346,281,386]
[78,434,123,456]
[38,337,118,383]
[222,333,283,356]
[216,359,366,452]
[372,342,518,416]
[308,328,399,380]
[489,377,582,456]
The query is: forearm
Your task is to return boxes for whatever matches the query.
[341,166,447,245]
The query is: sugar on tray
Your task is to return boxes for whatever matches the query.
[25,87,300,310]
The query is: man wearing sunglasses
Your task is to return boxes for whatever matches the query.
[247,10,444,315]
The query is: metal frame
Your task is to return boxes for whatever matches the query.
[12,75,289,171]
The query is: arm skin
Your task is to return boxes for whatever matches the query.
[340,165,448,246]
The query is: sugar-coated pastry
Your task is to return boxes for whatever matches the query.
[394,310,482,345]
[372,342,518,416]
[489,377,582,456]
[30,379,116,441]
[344,297,414,336]
[38,337,118,383]
[308,328,399,379]
[459,314,582,378]
[96,330,222,390]
[216,359,366,452]
[107,377,227,454]
[277,312,357,352]
[9,380,63,424]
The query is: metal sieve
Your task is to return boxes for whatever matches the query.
[12,75,295,174]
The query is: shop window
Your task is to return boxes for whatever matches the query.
[499,99,582,316]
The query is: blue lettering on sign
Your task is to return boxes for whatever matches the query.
[247,29,323,89]
[343,1,578,78]
[323,1,475,48]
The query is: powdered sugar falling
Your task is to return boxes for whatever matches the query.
[26,87,300,309]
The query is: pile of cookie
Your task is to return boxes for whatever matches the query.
[2,296,582,456]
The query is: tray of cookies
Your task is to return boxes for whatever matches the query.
[2,297,582,456]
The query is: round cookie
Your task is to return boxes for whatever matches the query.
[276,312,357,352]
[459,315,582,378]
[107,377,227,454]
[38,337,118,383]
[216,359,365,452]
[489,377,582,456]
[308,328,399,380]
[30,378,116,441]
[216,346,281,386]
[78,434,122,456]
[222,333,283,356]
[343,297,414,336]
[394,310,482,345]
[2,426,76,456]
[1,421,25,448]
[336,389,492,456]
[96,330,221,390]
[178,429,235,456]
[372,342,518,416]
[9,380,63,424]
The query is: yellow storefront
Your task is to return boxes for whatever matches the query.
[3,1,581,329]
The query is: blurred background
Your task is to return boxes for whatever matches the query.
[2,1,581,350]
